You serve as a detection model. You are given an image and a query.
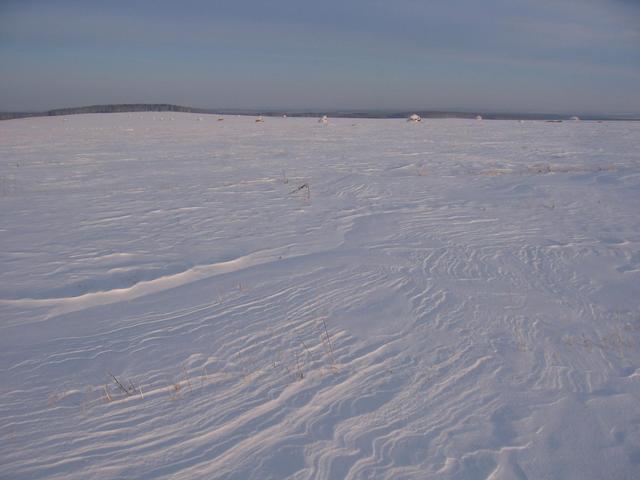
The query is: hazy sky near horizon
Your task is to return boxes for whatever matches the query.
[1,0,639,113]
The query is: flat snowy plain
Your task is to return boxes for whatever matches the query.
[1,113,639,479]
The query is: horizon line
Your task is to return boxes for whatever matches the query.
[1,103,639,121]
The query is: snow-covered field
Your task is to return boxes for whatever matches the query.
[1,113,639,479]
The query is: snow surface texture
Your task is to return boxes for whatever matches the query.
[1,113,639,479]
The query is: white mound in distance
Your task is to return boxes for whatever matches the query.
[476,115,483,121]
[255,115,264,123]
[407,113,422,122]
[571,116,581,121]
[319,115,328,124]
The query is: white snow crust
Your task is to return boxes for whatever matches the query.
[1,113,639,479]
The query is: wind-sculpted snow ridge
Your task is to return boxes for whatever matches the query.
[1,114,639,479]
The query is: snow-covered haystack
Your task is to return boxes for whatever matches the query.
[476,115,483,121]
[571,116,581,121]
[407,113,422,123]
[255,115,264,123]
[319,115,328,124]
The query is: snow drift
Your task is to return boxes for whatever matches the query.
[1,113,639,479]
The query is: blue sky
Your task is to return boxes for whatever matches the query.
[1,0,639,113]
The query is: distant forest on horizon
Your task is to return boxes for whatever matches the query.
[1,103,638,121]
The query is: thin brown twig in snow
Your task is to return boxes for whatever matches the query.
[108,372,133,396]
[322,318,337,368]
[301,340,314,359]
[295,351,304,380]
[183,366,193,393]
[104,385,113,402]
[290,183,310,200]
